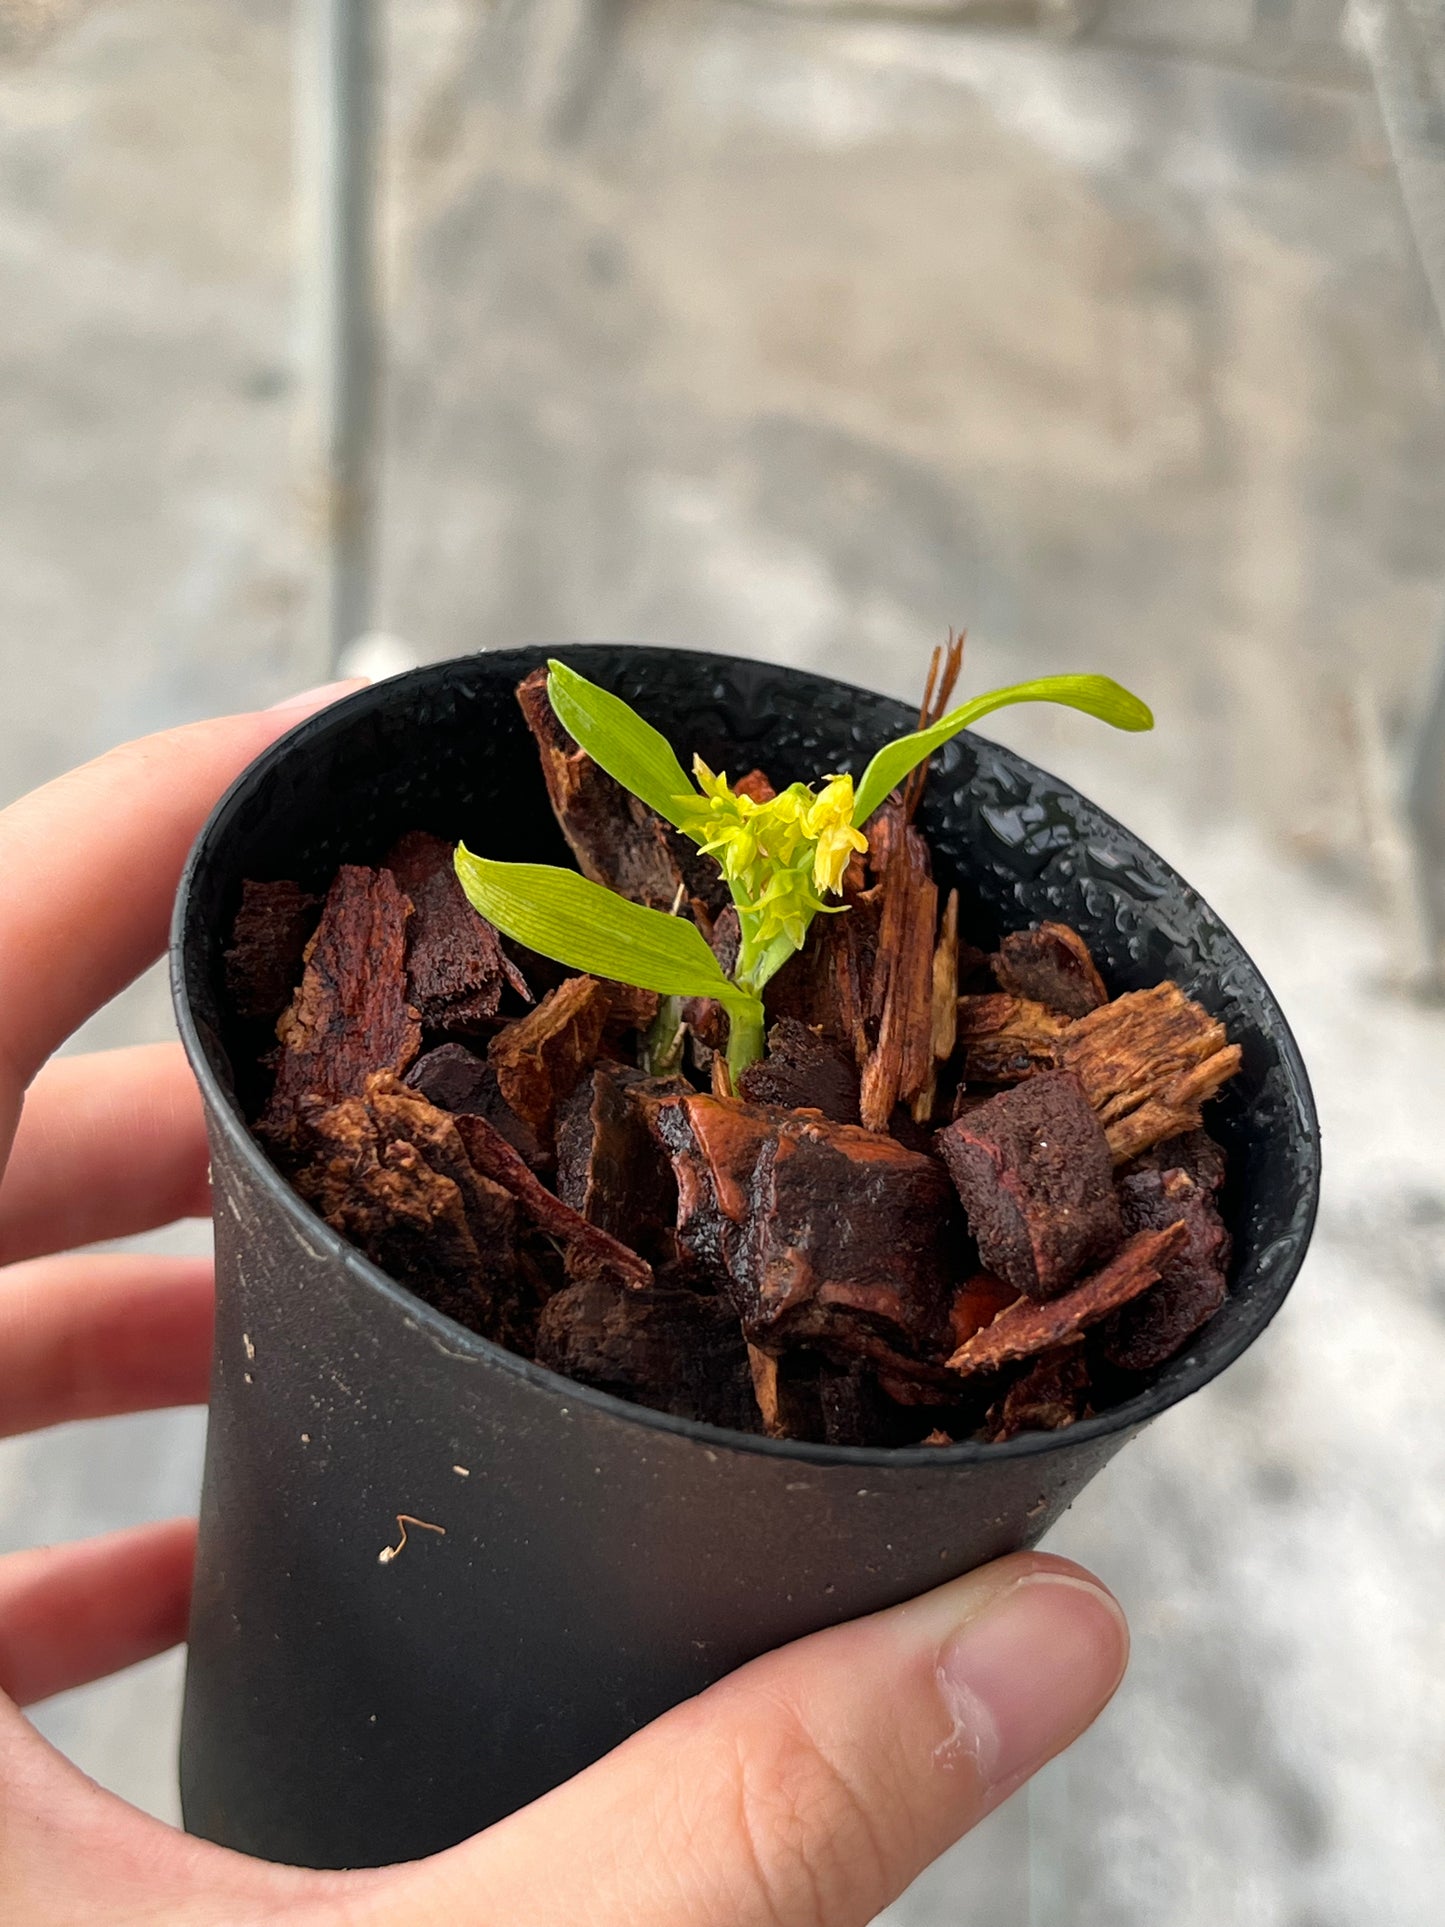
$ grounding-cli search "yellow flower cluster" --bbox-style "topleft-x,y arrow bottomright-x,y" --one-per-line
678,760 -> 869,956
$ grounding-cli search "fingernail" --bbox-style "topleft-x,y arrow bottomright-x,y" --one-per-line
935,1573 -> 1128,1797
266,677 -> 369,715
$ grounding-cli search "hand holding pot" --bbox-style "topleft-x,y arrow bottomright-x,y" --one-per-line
0,694 -> 1128,1925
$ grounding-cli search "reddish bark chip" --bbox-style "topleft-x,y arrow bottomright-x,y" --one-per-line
983,1348 -> 1092,1441
732,768 -> 777,805
259,865 -> 420,1140
536,1276 -> 757,1432
739,1017 -> 862,1125
1058,982 -> 1242,1164
454,1107 -> 653,1293
947,1272 -> 1021,1351
861,821 -> 937,1130
661,1095 -> 961,1360
487,975 -> 613,1150
384,831 -> 529,1034
1097,1165 -> 1231,1372
517,667 -> 722,912
947,1223 -> 1187,1374
224,879 -> 321,1023
993,921 -> 1108,1018
935,1070 -> 1123,1300
954,993 -> 1072,1084
654,1093 -> 775,1285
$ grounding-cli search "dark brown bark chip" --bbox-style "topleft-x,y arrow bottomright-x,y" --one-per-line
748,1347 -> 915,1444
993,922 -> 1108,1019
225,880 -> 321,1023
1097,1166 -> 1231,1372
935,1071 -> 1123,1301
554,1065 -> 692,1265
404,1041 -> 492,1114
602,983 -> 662,1038
956,939 -> 999,996
536,1276 -> 758,1431
765,889 -> 878,1067
405,1045 -> 547,1171
1122,1128 -> 1228,1196
454,1109 -> 652,1293
830,1330 -> 969,1408
259,866 -> 420,1141
817,1362 -> 901,1447
384,831 -> 530,1034
747,1346 -> 821,1439
983,1348 -> 1092,1441
517,667 -> 722,912
361,1074 -> 522,1271
290,1082 -> 520,1342
680,908 -> 740,1060
947,1223 -> 1187,1374
487,975 -> 613,1152
738,1018 -> 862,1125
660,1096 -> 960,1360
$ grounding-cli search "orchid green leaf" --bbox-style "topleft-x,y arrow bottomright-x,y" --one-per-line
851,675 -> 1154,828
455,848 -> 750,1007
546,659 -> 698,830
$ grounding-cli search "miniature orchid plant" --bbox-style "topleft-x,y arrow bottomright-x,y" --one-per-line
455,657 -> 1152,1080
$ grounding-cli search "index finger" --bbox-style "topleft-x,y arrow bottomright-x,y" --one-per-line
0,683 -> 364,1144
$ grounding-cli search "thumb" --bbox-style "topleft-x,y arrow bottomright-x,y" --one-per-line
375,1550 -> 1128,1927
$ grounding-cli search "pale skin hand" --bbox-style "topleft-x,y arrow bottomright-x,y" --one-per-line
0,689 -> 1130,1926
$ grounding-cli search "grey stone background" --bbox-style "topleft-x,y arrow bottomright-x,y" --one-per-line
1,2 -> 1443,1922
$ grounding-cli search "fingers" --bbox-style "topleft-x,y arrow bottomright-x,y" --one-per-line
0,1045 -> 210,1267
0,1253 -> 213,1439
0,682 -> 365,1131
0,1518 -> 196,1706
382,1552 -> 1129,1927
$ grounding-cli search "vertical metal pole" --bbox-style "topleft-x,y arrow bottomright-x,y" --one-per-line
1406,646 -> 1445,993
1355,0 -> 1445,988
298,0 -> 380,672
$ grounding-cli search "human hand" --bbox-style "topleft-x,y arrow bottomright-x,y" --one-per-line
0,692 -> 1129,1925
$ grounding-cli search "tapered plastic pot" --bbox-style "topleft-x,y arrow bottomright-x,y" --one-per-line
172,644 -> 1318,1869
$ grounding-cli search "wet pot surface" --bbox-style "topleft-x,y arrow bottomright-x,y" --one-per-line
173,646 -> 1318,1868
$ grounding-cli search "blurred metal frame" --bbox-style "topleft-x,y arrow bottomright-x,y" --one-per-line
1356,0 -> 1445,989
299,0 -> 380,671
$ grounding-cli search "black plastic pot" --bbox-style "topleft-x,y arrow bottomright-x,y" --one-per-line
172,645 -> 1318,1870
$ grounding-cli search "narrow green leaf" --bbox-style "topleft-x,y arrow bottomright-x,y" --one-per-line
852,675 -> 1154,827
546,660 -> 698,830
455,848 -> 748,1006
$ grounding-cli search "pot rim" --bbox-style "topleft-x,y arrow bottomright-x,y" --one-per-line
170,643 -> 1321,1471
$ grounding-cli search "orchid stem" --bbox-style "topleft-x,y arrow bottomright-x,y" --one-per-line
724,996 -> 767,1083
